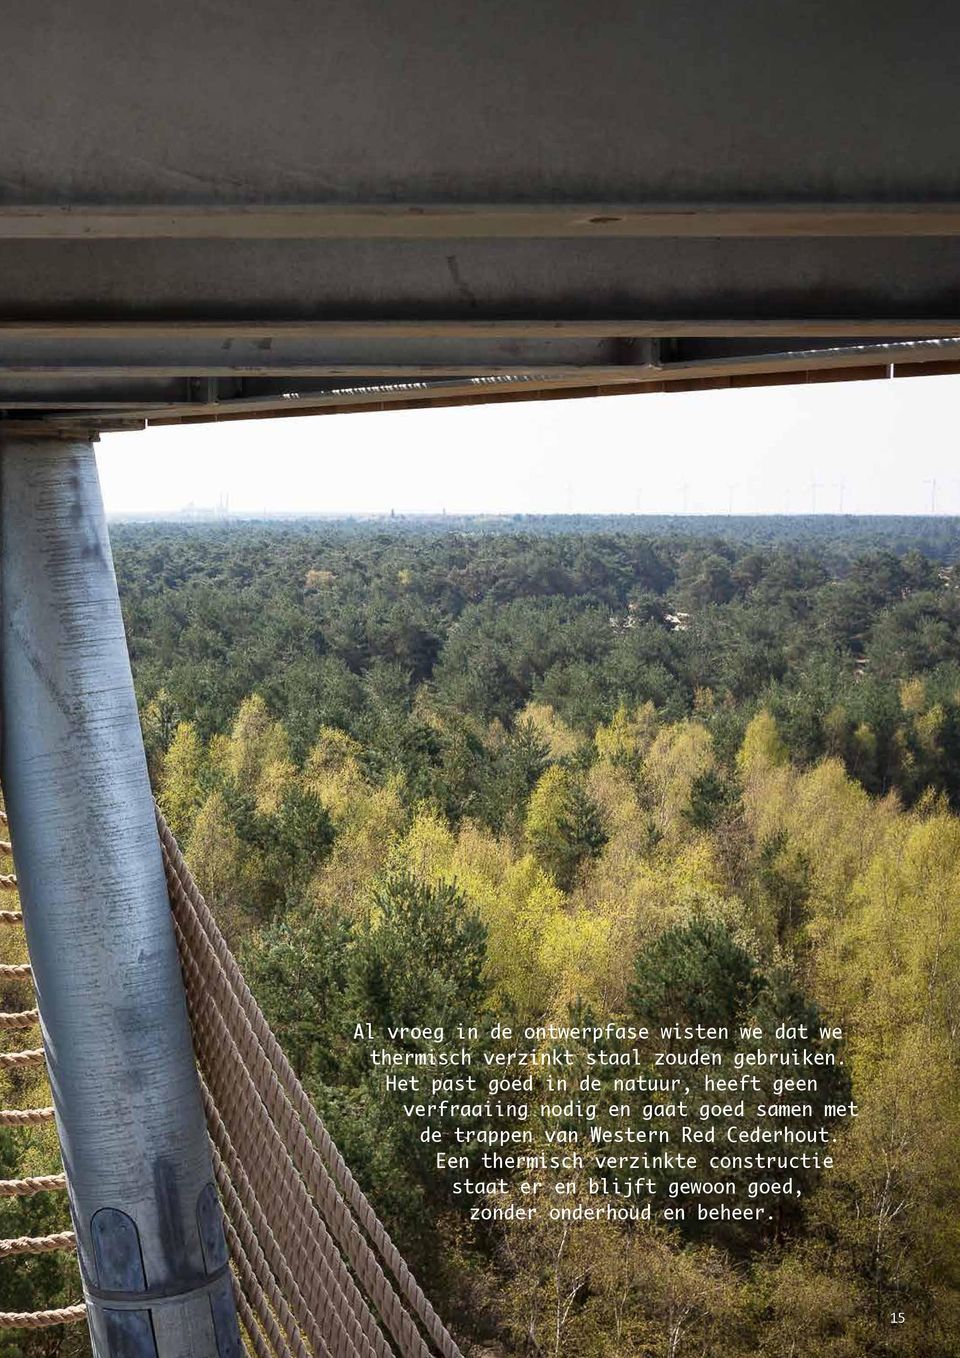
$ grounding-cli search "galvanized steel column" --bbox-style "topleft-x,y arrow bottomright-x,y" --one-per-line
0,435 -> 240,1358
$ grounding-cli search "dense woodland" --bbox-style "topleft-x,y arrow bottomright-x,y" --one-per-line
3,514 -> 960,1356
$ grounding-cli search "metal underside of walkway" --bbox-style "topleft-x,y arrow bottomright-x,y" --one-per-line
4,2 -> 960,431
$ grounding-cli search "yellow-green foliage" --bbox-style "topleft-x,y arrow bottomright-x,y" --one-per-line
308,766 -> 407,916
394,806 -> 456,882
303,727 -> 364,806
737,708 -> 788,776
255,756 -> 298,817
517,701 -> 583,760
579,755 -> 732,1006
185,788 -> 262,942
523,764 -> 575,874
225,694 -> 291,810
159,720 -> 207,838
914,701 -> 945,755
393,809 -> 564,1012
594,700 -> 658,764
741,737 -> 894,912
304,568 -> 335,590
843,815 -> 960,1056
390,806 -> 623,1014
146,691 -> 960,1355
642,718 -> 715,834
899,676 -> 927,715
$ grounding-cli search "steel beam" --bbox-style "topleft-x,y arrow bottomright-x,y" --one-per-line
8,203 -> 960,239
0,436 -> 240,1358
3,4 -> 960,420
9,237 -> 960,324
3,2 -> 960,207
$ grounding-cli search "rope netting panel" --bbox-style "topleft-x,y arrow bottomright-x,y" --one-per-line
0,809 -> 86,1331
158,807 -> 464,1358
0,798 -> 463,1357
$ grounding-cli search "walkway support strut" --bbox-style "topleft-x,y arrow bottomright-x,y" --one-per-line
0,435 -> 241,1358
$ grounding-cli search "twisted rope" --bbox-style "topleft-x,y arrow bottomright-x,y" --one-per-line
159,808 -> 462,1358
0,1107 -> 54,1126
222,1215 -> 296,1358
0,815 -> 104,1337
0,805 -> 463,1352
178,934 -> 378,1358
170,874 -> 412,1358
0,1231 -> 75,1257
0,1174 -> 66,1197
233,1271 -> 280,1358
0,1305 -> 85,1329
205,1088 -> 334,1358
0,1049 -> 45,1070
210,1139 -> 315,1358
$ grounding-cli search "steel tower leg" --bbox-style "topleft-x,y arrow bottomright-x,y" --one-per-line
0,435 -> 240,1358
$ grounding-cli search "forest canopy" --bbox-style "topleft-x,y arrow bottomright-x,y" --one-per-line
5,514 -> 959,1358
118,515 -> 960,813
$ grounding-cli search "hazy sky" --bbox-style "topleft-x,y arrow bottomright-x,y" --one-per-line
97,372 -> 960,518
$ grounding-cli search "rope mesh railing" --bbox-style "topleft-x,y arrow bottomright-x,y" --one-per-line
0,802 -> 464,1356
158,805 -> 464,1358
0,824 -> 84,1332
